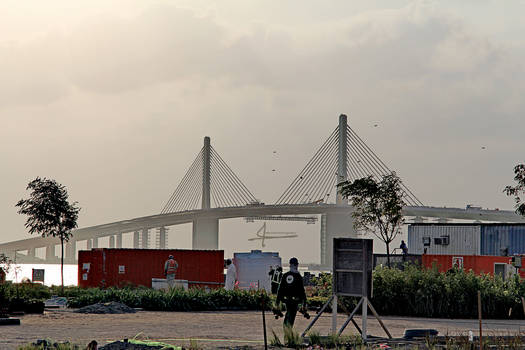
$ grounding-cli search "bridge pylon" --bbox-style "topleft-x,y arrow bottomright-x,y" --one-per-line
162,136 -> 258,249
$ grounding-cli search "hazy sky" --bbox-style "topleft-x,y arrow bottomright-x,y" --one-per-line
1,1 -> 524,264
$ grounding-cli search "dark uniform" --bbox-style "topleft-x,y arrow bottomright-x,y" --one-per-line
276,259 -> 306,327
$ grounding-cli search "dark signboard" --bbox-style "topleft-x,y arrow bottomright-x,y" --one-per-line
333,238 -> 373,297
32,269 -> 45,283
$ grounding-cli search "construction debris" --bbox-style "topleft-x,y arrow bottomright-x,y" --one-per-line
100,340 -> 180,349
74,302 -> 136,314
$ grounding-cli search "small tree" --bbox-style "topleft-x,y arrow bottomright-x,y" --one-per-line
504,163 -> 525,216
16,177 -> 80,291
338,173 -> 405,267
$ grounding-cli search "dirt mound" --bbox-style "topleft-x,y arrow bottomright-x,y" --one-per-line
99,341 -> 163,349
74,302 -> 136,314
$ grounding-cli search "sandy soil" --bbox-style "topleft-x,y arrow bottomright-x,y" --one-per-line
2,309 -> 525,349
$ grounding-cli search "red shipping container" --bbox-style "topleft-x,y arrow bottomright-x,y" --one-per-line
78,248 -> 224,289
422,254 -> 525,278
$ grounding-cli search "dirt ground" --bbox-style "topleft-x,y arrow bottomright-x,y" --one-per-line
2,309 -> 525,349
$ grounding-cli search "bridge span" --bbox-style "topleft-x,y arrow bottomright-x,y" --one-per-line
2,114 -> 522,266
1,204 -> 523,265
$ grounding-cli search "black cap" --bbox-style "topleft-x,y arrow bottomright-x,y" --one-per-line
289,257 -> 299,265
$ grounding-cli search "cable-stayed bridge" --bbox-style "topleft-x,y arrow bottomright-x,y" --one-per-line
1,115 -> 524,266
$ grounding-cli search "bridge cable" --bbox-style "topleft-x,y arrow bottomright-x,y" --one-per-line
276,128 -> 337,204
347,128 -> 422,206
210,151 -> 238,207
162,148 -> 203,213
211,148 -> 254,206
281,129 -> 337,204
211,147 -> 257,205
276,127 -> 338,205
209,152 -> 230,208
212,147 -> 256,204
313,144 -> 339,203
301,134 -> 339,204
282,128 -> 338,204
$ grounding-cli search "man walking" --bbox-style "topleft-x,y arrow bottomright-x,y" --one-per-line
164,255 -> 178,288
224,259 -> 237,290
275,257 -> 307,328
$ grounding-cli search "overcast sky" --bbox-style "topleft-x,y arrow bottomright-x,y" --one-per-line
1,1 -> 524,264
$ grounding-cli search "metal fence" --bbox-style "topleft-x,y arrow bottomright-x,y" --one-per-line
373,254 -> 421,270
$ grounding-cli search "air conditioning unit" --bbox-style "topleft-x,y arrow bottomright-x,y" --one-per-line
422,237 -> 431,246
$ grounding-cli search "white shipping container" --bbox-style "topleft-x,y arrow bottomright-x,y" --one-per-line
408,224 -> 481,255
233,250 -> 281,292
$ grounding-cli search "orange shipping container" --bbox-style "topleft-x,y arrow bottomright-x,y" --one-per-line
78,248 -> 224,289
421,254 -> 525,278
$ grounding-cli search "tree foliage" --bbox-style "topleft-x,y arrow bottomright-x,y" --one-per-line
16,177 -> 80,289
337,173 -> 405,267
504,163 -> 525,216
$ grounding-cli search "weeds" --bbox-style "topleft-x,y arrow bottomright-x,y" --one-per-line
308,330 -> 322,346
188,338 -> 202,350
270,329 -> 283,347
283,326 -> 302,348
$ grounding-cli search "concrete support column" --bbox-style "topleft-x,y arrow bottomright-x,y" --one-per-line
46,245 -> 55,260
159,227 -> 167,249
322,212 -> 356,268
92,238 -> 98,248
141,229 -> 149,248
116,233 -> 123,248
109,235 -> 115,248
66,241 -> 76,260
133,231 -> 140,248
192,218 -> 219,249
28,247 -> 36,257
336,114 -> 348,205
87,239 -> 92,250
202,136 -> 211,210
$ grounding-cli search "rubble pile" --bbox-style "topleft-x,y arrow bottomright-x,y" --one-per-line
74,302 -> 136,314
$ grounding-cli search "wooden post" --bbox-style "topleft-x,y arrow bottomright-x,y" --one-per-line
478,290 -> 482,350
262,293 -> 268,350
332,294 -> 338,334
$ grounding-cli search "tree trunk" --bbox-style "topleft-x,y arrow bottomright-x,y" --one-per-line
386,241 -> 391,268
61,237 -> 64,295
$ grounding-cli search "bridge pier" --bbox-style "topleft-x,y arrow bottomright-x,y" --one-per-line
87,239 -> 92,250
116,233 -> 122,248
46,245 -> 55,260
320,211 -> 357,267
133,231 -> 140,248
66,241 -> 76,261
141,229 -> 149,248
109,235 -> 115,248
92,238 -> 98,249
159,227 -> 167,249
192,218 -> 219,250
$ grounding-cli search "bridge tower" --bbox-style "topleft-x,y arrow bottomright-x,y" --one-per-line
192,137 -> 219,249
162,135 -> 257,250
322,114 -> 356,267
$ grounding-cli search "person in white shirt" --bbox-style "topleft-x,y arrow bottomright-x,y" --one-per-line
224,259 -> 237,290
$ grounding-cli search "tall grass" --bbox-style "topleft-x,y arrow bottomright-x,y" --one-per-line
310,264 -> 525,319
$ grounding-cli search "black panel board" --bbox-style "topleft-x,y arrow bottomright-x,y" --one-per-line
333,238 -> 373,297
